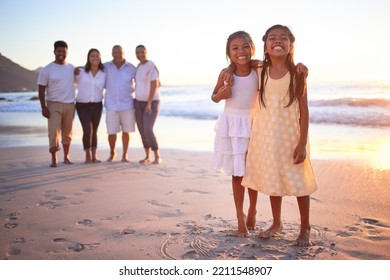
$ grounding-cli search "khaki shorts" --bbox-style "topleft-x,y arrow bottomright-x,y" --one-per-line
47,101 -> 75,150
106,109 -> 136,134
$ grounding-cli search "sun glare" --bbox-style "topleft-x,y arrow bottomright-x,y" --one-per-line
370,142 -> 390,170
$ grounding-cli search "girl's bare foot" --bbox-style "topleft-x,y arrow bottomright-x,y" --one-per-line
293,226 -> 311,247
152,158 -> 162,164
92,158 -> 101,163
246,210 -> 257,230
237,213 -> 249,237
258,222 -> 283,239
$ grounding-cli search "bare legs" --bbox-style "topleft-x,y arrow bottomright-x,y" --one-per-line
294,195 -> 311,246
259,195 -> 311,246
232,176 -> 258,237
107,132 -> 130,162
258,196 -> 283,239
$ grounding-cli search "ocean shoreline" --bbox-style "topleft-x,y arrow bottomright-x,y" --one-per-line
1,111 -> 390,169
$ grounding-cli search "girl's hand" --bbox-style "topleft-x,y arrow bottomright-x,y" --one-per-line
296,63 -> 309,78
220,68 -> 234,86
293,142 -> 306,164
216,84 -> 232,100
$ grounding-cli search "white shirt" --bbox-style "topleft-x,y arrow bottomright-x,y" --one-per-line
104,60 -> 136,111
75,68 -> 106,103
135,60 -> 160,101
37,62 -> 75,103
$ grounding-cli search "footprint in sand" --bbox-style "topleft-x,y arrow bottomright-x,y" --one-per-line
77,219 -> 93,226
121,226 -> 136,235
52,238 -> 100,252
7,247 -> 21,256
3,212 -> 20,229
10,237 -> 26,244
36,200 -> 61,209
337,217 -> 389,242
183,189 -> 208,195
83,188 -> 97,193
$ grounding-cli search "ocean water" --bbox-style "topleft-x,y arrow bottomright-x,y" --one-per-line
1,81 -> 389,128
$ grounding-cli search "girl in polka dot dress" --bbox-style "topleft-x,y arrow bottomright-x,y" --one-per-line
242,25 -> 317,246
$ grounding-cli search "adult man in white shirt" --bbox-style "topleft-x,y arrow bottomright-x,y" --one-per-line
38,40 -> 75,167
104,45 -> 136,162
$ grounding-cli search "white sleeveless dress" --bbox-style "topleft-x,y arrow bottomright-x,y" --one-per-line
210,70 -> 258,177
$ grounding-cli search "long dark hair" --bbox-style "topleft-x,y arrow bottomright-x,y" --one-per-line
85,48 -> 104,73
259,25 -> 306,108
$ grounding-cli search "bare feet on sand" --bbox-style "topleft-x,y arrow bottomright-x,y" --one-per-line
107,152 -> 116,162
237,213 -> 249,237
63,157 -> 73,164
85,152 -> 92,163
258,222 -> 283,239
139,157 -> 162,164
50,147 -> 60,167
246,210 -> 257,230
121,156 -> 129,162
139,157 -> 152,164
293,226 -> 311,247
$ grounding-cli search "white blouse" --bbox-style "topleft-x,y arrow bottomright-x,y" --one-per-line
135,61 -> 160,101
75,68 -> 106,103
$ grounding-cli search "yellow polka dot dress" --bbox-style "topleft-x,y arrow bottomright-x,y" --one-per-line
242,72 -> 317,196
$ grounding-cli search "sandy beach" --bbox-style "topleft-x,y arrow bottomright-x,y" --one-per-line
1,142 -> 389,260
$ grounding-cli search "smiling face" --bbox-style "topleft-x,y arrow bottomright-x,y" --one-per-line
88,50 -> 101,67
228,36 -> 253,66
135,46 -> 147,64
264,27 -> 292,58
112,46 -> 124,64
54,47 -> 67,64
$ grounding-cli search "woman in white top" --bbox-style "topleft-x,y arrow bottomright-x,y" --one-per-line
75,48 -> 106,163
134,45 -> 162,164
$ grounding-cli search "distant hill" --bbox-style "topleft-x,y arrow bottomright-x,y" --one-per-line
0,53 -> 39,92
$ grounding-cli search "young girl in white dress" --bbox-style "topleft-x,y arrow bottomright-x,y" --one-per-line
210,31 -> 259,237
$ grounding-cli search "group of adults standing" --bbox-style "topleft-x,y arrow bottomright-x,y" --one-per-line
38,41 -> 162,167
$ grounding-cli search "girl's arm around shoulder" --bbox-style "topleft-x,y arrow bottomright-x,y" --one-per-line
250,59 -> 263,69
296,62 -> 309,77
211,69 -> 232,103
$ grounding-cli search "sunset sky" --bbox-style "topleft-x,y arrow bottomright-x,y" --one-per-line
1,0 -> 390,86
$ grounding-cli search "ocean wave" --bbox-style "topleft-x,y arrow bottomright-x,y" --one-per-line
310,98 -> 390,107
1,87 -> 390,128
